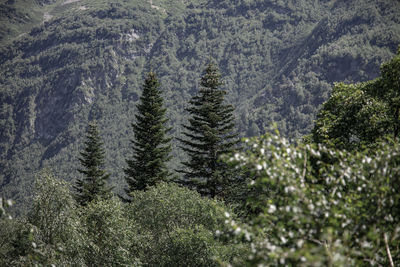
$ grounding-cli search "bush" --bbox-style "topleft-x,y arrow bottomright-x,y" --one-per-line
27,169 -> 84,265
79,197 -> 140,266
223,131 -> 400,266
128,182 -> 245,266
0,218 -> 33,266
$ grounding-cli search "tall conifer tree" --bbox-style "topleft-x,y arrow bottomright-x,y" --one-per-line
178,62 -> 238,198
74,121 -> 112,206
124,71 -> 172,196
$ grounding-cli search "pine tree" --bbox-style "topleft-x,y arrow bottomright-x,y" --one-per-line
74,121 -> 112,206
124,71 -> 172,196
178,62 -> 238,198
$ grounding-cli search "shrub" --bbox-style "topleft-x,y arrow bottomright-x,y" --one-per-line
128,182 -> 245,266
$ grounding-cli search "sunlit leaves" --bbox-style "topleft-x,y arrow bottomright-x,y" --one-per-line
224,130 -> 400,265
313,47 -> 400,150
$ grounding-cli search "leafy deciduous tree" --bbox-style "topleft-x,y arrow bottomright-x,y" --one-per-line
128,182 -> 245,266
29,169 -> 84,265
380,46 -> 400,139
223,131 -> 400,266
80,197 -> 140,266
312,46 -> 400,150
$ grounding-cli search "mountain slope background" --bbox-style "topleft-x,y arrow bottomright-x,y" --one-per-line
1,0 -> 400,212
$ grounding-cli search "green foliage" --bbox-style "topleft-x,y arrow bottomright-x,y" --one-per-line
312,81 -> 389,150
29,169 -> 78,246
0,218 -> 33,266
124,71 -> 172,196
0,0 -> 48,45
380,46 -> 400,139
1,0 -> 400,208
156,226 -> 217,267
74,121 -> 112,205
79,197 -> 140,266
128,182 -> 245,266
0,5 -> 400,266
30,173 -> 140,266
178,63 -> 238,197
27,169 -> 84,265
2,174 -> 246,266
223,131 -> 400,266
312,47 -> 400,150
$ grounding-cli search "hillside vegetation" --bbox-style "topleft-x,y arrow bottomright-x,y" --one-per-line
1,49 -> 400,266
1,0 -> 400,210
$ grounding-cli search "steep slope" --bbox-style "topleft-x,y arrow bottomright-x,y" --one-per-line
250,0 -> 400,136
0,0 -> 50,45
0,0 -> 399,212
0,0 -> 167,210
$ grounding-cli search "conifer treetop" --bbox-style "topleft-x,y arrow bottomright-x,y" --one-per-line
124,71 -> 172,197
178,62 -> 238,198
74,121 -> 112,206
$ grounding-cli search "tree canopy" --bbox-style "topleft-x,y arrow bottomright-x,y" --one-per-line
74,121 -> 112,206
312,46 -> 400,150
124,71 -> 172,196
178,63 -> 238,198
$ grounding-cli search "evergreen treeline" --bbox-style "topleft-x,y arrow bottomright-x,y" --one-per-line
2,50 -> 400,265
1,0 -> 400,211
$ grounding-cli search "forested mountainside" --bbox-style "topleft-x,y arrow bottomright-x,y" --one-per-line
1,50 -> 400,266
1,0 -> 400,210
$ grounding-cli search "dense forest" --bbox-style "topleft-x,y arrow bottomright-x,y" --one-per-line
1,49 -> 400,265
1,0 -> 400,209
1,0 -> 400,265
